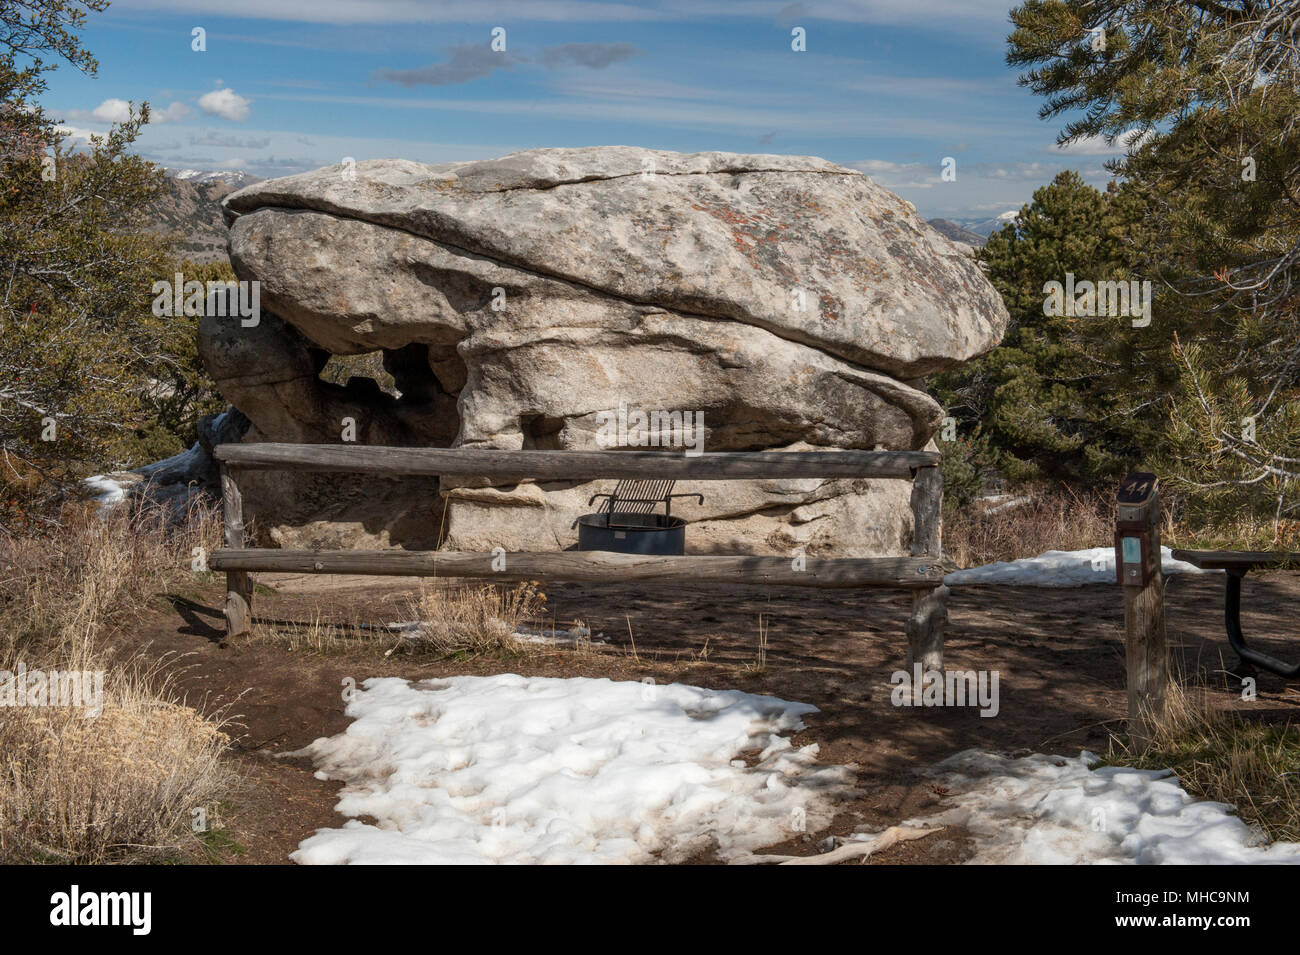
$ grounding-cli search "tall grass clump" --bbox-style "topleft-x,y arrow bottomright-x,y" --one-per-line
0,497 -> 234,863
1108,681 -> 1300,843
402,581 -> 546,655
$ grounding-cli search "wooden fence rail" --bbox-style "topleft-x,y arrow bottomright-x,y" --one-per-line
209,549 -> 947,588
210,444 -> 949,669
214,443 -> 940,481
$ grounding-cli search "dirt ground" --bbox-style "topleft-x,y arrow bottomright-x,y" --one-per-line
118,569 -> 1300,864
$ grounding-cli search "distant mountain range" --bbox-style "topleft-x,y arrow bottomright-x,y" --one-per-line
926,210 -> 1020,248
147,168 -> 262,263
926,218 -> 987,247
168,167 -> 262,190
961,210 -> 1021,237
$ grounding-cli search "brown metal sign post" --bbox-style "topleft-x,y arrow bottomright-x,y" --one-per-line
1114,471 -> 1168,749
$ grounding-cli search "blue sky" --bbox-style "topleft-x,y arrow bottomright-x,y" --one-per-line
44,0 -> 1132,222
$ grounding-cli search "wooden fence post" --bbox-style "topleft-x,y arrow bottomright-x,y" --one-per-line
220,462 -> 252,636
907,464 -> 947,671
1115,471 -> 1168,749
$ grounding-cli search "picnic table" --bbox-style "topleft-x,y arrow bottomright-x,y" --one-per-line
1171,549 -> 1300,677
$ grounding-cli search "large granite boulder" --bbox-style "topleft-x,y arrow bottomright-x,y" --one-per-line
203,146 -> 1007,555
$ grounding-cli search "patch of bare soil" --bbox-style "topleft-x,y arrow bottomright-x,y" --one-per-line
118,570 -> 1300,864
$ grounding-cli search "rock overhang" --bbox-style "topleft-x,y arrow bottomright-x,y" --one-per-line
222,146 -> 1008,380
205,146 -> 1008,555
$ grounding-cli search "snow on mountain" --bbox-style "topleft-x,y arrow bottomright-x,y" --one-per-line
165,167 -> 259,189
962,209 -> 1021,237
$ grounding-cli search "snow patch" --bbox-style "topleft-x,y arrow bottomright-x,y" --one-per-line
975,493 -> 1031,515
511,623 -> 607,646
945,546 -> 1217,588
79,413 -> 224,514
81,474 -> 126,513
291,674 -> 850,865
912,750 -> 1300,865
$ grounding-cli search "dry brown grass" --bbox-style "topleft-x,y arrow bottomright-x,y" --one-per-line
1107,681 -> 1300,843
943,481 -> 1300,569
0,498 -> 234,863
1164,514 -> 1300,553
252,610 -> 366,654
943,483 -> 1115,567
0,498 -> 221,667
401,581 -> 547,656
743,614 -> 771,675
251,582 -> 552,657
0,664 -> 234,864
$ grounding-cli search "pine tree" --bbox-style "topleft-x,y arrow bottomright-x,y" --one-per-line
0,1 -> 173,521
1006,0 -> 1300,536
934,171 -> 1154,487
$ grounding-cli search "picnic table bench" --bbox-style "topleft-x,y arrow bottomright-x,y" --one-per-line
1171,549 -> 1300,676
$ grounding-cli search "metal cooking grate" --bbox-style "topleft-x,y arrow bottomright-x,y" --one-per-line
587,479 -> 704,528
598,479 -> 677,518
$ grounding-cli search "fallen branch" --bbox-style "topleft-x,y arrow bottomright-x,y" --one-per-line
735,825 -> 944,865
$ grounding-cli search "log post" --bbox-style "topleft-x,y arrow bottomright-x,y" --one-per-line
220,462 -> 252,636
1115,472 -> 1168,749
906,464 -> 947,671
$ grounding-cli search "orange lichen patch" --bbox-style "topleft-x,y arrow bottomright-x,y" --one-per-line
687,188 -> 902,315
689,200 -> 790,271
786,364 -> 817,387
819,293 -> 843,323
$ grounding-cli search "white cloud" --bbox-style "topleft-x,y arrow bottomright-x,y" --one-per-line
663,0 -> 1014,27
848,159 -> 909,174
55,124 -> 96,144
845,154 -> 1117,221
91,98 -> 133,123
66,98 -> 190,126
974,161 -> 1061,181
198,88 -> 251,122
110,0 -> 667,23
109,0 -> 1011,28
1054,129 -> 1153,156
845,159 -> 937,190
126,121 -> 530,180
258,88 -> 988,138
153,101 -> 195,124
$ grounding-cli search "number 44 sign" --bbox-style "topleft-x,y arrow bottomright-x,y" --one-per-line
1115,471 -> 1158,587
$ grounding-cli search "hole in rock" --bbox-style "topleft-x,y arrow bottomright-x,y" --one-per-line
307,343 -> 463,447
317,350 -> 400,398
312,343 -> 464,407
520,413 -> 565,450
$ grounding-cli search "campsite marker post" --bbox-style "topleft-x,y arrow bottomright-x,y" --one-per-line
1114,471 -> 1168,748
